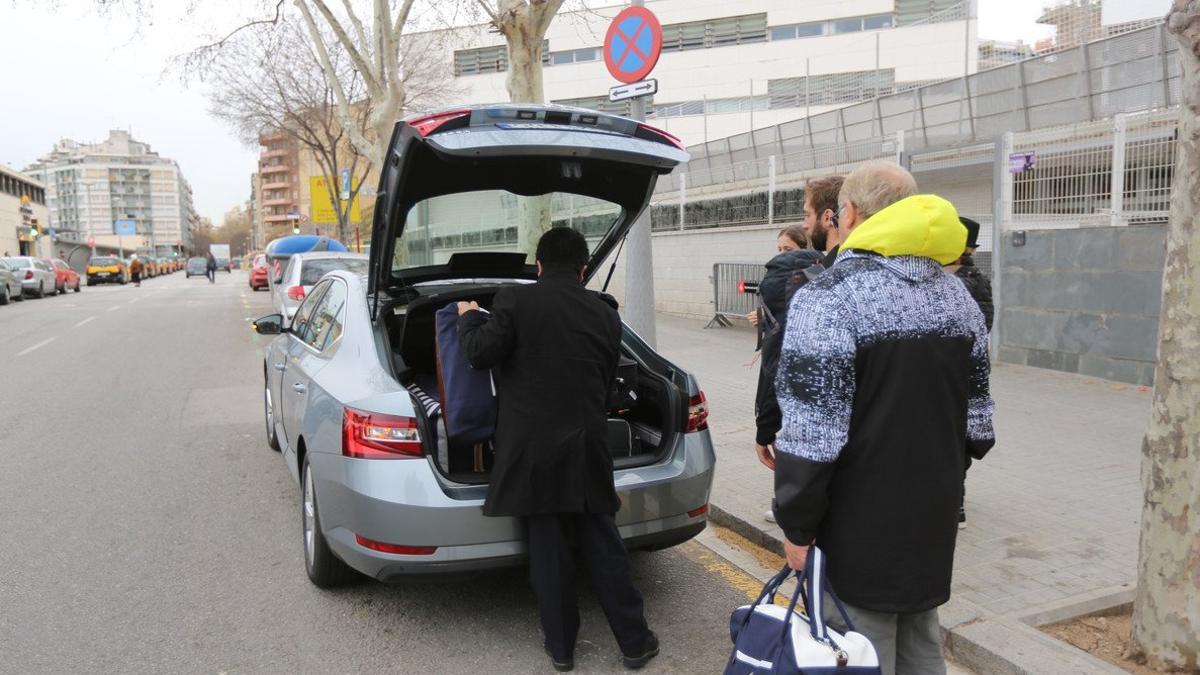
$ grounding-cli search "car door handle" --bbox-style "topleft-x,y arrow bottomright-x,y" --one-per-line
273,362 -> 286,371
292,383 -> 307,394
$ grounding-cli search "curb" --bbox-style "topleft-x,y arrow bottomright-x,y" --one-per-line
707,499 -> 1129,674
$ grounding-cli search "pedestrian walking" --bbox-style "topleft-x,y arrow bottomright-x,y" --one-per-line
773,161 -> 995,675
456,228 -> 659,673
801,174 -> 846,267
129,254 -> 143,287
205,251 -> 217,284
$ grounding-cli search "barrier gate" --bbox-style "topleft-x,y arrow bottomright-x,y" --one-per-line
706,262 -> 764,328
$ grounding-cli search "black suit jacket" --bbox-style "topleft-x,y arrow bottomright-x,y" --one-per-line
458,268 -> 623,517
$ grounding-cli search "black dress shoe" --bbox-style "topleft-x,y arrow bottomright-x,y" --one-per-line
544,645 -> 574,672
621,631 -> 659,670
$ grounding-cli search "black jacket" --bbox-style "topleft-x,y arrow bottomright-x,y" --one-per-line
774,250 -> 995,613
954,256 -> 994,331
754,250 -> 824,446
458,268 -> 623,517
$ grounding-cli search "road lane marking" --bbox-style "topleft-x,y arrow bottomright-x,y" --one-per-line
74,316 -> 97,328
18,337 -> 56,356
108,305 -> 121,312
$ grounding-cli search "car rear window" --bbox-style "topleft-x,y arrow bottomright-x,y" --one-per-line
300,258 -> 368,285
6,258 -> 32,268
91,258 -> 120,266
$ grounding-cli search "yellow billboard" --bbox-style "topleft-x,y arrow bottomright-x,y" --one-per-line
310,175 -> 362,225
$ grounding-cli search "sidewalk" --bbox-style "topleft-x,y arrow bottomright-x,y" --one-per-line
655,313 -> 1152,671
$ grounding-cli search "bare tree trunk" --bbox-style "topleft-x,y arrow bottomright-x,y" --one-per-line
1130,3 -> 1200,670
504,22 -> 545,103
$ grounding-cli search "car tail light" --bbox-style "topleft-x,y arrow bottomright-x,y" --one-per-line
688,504 -> 709,518
686,392 -> 709,432
411,110 -> 471,136
342,407 -> 423,459
355,534 -> 437,556
287,285 -> 306,301
636,123 -> 685,150
24,271 -> 33,280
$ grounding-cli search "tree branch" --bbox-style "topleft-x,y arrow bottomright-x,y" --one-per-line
301,0 -> 382,96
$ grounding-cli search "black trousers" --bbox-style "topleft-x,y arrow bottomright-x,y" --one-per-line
526,512 -> 651,660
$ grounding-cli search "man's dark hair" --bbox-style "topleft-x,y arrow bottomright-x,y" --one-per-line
805,175 -> 844,218
536,227 -> 589,273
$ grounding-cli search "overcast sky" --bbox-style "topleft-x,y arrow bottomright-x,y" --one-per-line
0,0 -> 1148,224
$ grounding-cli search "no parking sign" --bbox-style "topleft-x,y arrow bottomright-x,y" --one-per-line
604,6 -> 662,85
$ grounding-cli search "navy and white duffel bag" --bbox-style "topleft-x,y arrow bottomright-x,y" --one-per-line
725,547 -> 880,674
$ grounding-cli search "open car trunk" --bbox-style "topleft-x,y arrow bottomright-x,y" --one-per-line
383,286 -> 682,485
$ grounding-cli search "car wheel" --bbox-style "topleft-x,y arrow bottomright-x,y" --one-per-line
264,379 -> 281,452
74,280 -> 81,293
35,283 -> 45,299
302,455 -> 352,588
0,284 -> 9,305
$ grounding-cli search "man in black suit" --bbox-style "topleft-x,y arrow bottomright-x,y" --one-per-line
457,228 -> 658,672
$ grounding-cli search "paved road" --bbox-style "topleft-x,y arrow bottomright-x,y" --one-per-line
0,272 -> 755,674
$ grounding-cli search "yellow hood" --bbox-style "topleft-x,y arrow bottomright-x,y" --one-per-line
840,194 -> 965,265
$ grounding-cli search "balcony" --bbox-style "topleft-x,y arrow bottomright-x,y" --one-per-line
263,198 -> 294,207
261,148 -> 290,160
261,181 -> 291,191
259,130 -> 288,144
260,164 -> 290,176
264,213 -> 297,223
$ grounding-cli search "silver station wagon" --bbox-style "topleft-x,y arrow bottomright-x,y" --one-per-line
255,104 -> 716,587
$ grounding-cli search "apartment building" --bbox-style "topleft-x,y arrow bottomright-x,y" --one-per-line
256,130 -> 302,242
24,130 -> 198,254
421,0 -> 977,145
1,164 -> 49,257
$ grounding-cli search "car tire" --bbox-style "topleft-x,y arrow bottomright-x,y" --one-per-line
0,285 -> 9,305
74,280 -> 81,293
264,378 -> 281,452
302,455 -> 353,588
35,283 -> 45,299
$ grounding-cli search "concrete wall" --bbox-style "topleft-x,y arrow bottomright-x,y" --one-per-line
998,225 -> 1166,385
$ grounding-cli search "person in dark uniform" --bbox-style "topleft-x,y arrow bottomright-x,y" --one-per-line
456,228 -> 658,673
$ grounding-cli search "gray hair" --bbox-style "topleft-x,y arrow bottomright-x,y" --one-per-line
838,161 -> 918,222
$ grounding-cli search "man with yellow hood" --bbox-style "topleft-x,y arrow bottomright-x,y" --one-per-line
772,161 -> 995,675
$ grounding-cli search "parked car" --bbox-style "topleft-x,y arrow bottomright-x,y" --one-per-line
232,257 -> 243,270
185,257 -> 207,278
46,258 -> 81,294
264,235 -> 350,299
271,252 -> 368,321
253,104 -> 709,588
0,258 -> 24,305
249,254 -> 269,291
86,256 -> 128,285
2,256 -> 58,298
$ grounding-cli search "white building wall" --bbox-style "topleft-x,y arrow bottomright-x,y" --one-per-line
421,0 -> 976,147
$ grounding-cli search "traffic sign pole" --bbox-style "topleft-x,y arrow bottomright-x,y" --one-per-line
622,0 -> 657,348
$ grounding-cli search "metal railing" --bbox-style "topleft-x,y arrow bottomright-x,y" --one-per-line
706,262 -> 764,328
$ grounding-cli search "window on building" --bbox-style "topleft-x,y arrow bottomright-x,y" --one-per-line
549,46 -> 599,65
863,15 -> 895,30
833,18 -> 864,34
661,13 -> 767,52
454,41 -> 549,75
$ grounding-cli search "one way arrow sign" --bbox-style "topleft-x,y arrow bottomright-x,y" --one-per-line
609,78 -> 658,103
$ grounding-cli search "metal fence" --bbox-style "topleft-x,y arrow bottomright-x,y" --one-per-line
1002,108 -> 1178,230
706,262 -> 764,328
662,21 -> 1177,197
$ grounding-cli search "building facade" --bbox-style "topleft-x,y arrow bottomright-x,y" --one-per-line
257,130 -> 302,242
422,0 -> 977,146
24,130 -> 198,256
1,164 -> 50,257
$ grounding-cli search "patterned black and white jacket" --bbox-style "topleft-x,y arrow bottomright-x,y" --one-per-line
772,194 -> 996,614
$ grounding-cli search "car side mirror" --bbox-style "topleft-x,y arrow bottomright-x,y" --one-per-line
253,313 -> 286,335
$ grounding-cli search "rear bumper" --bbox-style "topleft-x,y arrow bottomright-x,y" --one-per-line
311,429 -> 716,581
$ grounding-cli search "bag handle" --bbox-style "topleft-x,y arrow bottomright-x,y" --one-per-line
734,565 -> 792,636
803,546 -> 857,642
